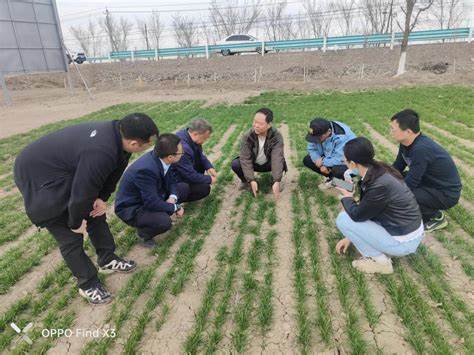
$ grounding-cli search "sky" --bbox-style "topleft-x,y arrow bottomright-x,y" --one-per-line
56,0 -> 473,55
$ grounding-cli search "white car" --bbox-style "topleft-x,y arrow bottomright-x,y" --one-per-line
217,34 -> 266,56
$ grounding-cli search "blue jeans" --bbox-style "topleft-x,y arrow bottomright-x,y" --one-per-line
335,211 -> 424,258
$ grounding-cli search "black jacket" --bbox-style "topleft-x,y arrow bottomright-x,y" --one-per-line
115,151 -> 179,223
393,133 -> 461,198
341,168 -> 422,236
14,120 -> 130,229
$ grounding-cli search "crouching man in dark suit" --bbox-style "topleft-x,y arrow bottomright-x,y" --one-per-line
175,118 -> 217,203
14,113 -> 159,305
115,134 -> 185,250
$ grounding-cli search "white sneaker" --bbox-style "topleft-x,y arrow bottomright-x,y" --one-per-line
352,257 -> 393,274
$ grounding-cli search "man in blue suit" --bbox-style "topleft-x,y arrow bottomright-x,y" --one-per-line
115,134 -> 185,248
175,118 -> 217,203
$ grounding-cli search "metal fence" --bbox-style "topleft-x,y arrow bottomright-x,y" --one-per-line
88,27 -> 472,62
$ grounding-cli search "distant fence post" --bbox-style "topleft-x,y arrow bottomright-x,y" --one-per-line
323,36 -> 327,52
390,31 -> 395,50
261,41 -> 265,56
469,28 -> 473,43
0,71 -> 12,106
108,53 -> 111,62
131,51 -> 135,62
205,43 -> 209,59
155,48 -> 158,60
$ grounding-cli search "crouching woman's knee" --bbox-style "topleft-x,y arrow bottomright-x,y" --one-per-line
335,211 -> 352,233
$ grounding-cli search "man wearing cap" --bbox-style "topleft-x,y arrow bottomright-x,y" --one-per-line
303,118 -> 356,189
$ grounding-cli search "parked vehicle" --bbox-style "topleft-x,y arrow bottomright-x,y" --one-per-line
217,34 -> 267,56
67,52 -> 87,64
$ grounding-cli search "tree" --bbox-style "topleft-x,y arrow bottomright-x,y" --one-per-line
431,0 -> 464,29
303,0 -> 334,38
87,20 -> 103,57
149,11 -> 163,51
69,20 -> 103,57
264,0 -> 288,41
208,0 -> 261,39
136,18 -> 151,50
172,14 -> 199,48
396,0 -> 434,75
69,25 -> 91,55
362,0 -> 395,35
101,9 -> 132,52
336,0 -> 357,36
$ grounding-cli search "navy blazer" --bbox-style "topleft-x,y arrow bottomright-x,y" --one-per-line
115,151 -> 178,222
175,129 -> 213,185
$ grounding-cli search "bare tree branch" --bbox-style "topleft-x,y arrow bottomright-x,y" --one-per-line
172,14 -> 199,48
208,0 -> 261,39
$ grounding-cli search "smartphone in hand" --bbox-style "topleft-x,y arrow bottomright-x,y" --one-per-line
331,177 -> 354,192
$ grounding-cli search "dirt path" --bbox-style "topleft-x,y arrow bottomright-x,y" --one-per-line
48,123 -> 238,354
254,123 -> 299,353
423,122 -> 474,149
0,88 -> 258,139
138,183 -> 241,353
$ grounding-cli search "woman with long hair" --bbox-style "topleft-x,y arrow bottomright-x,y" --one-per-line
335,137 -> 424,274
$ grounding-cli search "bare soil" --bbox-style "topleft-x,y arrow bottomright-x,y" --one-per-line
1,42 -> 473,139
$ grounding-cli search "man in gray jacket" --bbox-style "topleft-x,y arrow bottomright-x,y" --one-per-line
231,108 -> 287,199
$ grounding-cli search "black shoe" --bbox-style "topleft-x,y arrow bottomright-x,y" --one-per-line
79,282 -> 112,305
99,256 -> 137,274
424,211 -> 448,232
140,238 -> 157,249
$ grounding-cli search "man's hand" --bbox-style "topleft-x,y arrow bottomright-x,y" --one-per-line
210,175 -> 217,185
336,238 -> 351,255
90,198 -> 107,218
272,181 -> 281,200
207,168 -> 217,177
250,181 -> 258,197
167,196 -> 177,204
176,206 -> 184,217
320,166 -> 330,175
71,219 -> 87,234
335,186 -> 354,198
315,158 -> 324,168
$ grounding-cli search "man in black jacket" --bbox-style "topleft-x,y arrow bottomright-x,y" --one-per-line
390,109 -> 462,232
14,113 -> 159,305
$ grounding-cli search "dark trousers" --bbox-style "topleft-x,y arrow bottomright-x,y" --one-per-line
302,155 -> 347,180
412,186 -> 459,222
132,209 -> 173,241
126,182 -> 210,241
46,213 -> 116,290
176,182 -> 211,203
231,157 -> 287,183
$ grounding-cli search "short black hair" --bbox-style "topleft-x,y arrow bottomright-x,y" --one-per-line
391,109 -> 420,133
154,133 -> 181,158
255,107 -> 273,123
119,113 -> 159,142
